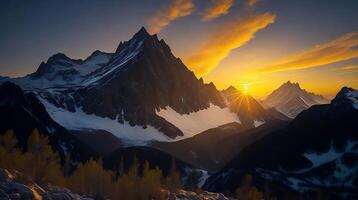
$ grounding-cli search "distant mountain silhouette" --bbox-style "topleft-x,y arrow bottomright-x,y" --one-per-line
264,81 -> 329,118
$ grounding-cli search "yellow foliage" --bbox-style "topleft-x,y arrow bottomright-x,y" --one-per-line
236,174 -> 263,200
66,158 -> 113,198
0,129 -> 64,186
24,129 -> 65,186
1,129 -> 182,200
0,130 -> 25,171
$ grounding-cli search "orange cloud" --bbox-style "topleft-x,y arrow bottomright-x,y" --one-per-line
247,0 -> 258,7
201,0 -> 234,21
185,13 -> 276,77
147,0 -> 195,34
260,32 -> 358,73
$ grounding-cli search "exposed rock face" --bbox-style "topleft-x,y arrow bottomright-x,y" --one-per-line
264,81 -> 329,118
73,28 -> 225,139
2,27 -> 228,140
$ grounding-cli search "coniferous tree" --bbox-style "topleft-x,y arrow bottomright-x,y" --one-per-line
235,174 -> 263,200
25,129 -> 64,186
140,161 -> 164,199
0,130 -> 24,171
164,159 -> 181,192
66,158 -> 113,197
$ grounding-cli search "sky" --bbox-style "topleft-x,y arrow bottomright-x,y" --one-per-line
1,0 -> 358,99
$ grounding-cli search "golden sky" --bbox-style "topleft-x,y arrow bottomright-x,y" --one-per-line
154,0 -> 358,99
1,0 -> 358,99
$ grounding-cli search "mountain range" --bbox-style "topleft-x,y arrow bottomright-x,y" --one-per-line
0,27 -> 357,199
0,27 -> 282,146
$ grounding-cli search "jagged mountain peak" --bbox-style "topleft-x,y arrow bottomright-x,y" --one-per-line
85,50 -> 111,60
337,86 -> 356,95
223,85 -> 238,93
114,27 -> 162,54
264,81 -> 329,118
47,52 -> 82,63
133,26 -> 151,39
280,80 -> 301,90
86,27 -> 181,88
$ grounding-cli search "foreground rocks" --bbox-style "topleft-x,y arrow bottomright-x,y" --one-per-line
166,190 -> 235,200
1,168 -> 235,200
0,168 -> 93,200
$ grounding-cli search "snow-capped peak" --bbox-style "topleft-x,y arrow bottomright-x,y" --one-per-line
331,87 -> 358,109
264,81 -> 329,118
81,27 -> 170,87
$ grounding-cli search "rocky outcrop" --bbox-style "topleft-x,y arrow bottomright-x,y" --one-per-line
166,189 -> 234,200
0,168 -> 94,200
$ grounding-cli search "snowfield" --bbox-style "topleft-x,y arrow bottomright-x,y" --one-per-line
156,103 -> 241,138
39,97 -> 172,145
39,97 -> 242,145
254,120 -> 265,127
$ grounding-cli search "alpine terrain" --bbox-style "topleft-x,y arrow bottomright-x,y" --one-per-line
264,81 -> 329,118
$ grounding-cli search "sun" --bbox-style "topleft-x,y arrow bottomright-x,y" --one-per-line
242,83 -> 250,95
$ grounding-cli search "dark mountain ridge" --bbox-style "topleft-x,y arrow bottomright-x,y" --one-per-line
204,86 -> 358,199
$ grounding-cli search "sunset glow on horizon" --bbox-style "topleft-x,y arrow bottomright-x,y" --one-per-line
1,0 -> 357,99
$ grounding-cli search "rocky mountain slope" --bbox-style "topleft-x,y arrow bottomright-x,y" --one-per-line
264,81 -> 329,118
205,87 -> 358,199
154,119 -> 287,171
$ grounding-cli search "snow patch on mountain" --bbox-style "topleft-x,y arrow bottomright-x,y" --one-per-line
156,104 -> 240,138
38,97 -> 171,145
305,143 -> 341,168
257,140 -> 358,193
197,170 -> 211,188
254,120 -> 265,128
345,89 -> 358,109
81,51 -> 113,75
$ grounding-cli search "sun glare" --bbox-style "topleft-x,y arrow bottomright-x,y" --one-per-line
242,83 -> 249,95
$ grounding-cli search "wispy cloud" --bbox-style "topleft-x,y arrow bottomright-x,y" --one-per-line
333,65 -> 358,71
185,13 -> 276,77
201,0 -> 234,21
148,0 -> 195,34
260,32 -> 358,73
